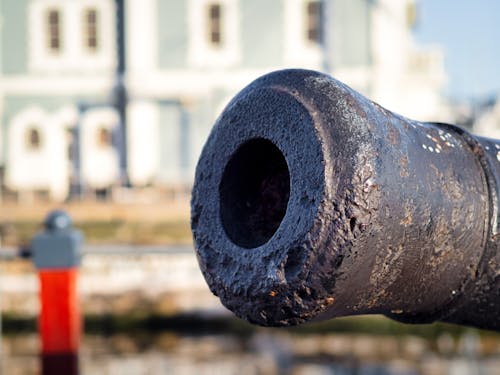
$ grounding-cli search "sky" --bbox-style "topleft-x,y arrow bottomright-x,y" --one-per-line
414,0 -> 500,102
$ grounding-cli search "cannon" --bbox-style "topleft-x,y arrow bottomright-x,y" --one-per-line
191,69 -> 500,331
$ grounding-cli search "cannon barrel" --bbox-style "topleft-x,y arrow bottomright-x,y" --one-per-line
191,69 -> 500,331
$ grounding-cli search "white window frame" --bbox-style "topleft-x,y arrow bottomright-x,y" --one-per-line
29,1 -> 66,71
29,0 -> 115,72
284,0 -> 324,68
81,108 -> 119,189
188,0 -> 241,68
77,0 -> 115,69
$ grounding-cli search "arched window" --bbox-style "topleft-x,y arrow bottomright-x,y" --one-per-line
26,127 -> 42,151
97,127 -> 112,148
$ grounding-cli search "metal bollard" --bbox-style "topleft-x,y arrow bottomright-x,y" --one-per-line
32,210 -> 83,374
191,69 -> 500,331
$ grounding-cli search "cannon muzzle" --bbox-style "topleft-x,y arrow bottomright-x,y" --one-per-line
191,69 -> 500,331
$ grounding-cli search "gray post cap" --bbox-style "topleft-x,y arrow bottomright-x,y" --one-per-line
33,210 -> 83,270
44,210 -> 73,231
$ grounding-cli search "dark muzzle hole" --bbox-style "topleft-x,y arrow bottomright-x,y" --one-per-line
219,138 -> 290,249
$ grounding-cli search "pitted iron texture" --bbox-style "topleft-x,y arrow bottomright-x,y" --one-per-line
191,69 -> 500,331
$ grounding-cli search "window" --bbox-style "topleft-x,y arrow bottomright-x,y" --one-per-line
97,127 -> 112,148
26,128 -> 42,151
207,3 -> 223,47
46,9 -> 62,52
188,0 -> 240,67
284,0 -> 323,66
84,8 -> 99,51
30,1 -> 115,72
306,0 -> 323,44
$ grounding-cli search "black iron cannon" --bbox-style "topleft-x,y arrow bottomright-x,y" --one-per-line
191,69 -> 500,331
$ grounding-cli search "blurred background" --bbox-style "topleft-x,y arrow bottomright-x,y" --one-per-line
0,0 -> 499,374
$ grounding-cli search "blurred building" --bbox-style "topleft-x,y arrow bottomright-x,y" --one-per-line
0,0 -> 447,202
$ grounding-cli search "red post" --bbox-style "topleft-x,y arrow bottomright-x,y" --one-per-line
32,210 -> 83,375
39,269 -> 80,354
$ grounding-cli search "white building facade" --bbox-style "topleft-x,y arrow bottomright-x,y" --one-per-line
0,0 -> 448,201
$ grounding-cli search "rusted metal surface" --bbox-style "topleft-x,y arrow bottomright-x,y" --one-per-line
191,69 -> 500,331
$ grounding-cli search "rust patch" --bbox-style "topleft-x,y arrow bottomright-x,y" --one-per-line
400,156 -> 410,178
400,205 -> 413,226
387,126 -> 400,145
401,215 -> 412,226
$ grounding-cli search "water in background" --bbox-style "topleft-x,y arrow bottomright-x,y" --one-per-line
2,329 -> 499,375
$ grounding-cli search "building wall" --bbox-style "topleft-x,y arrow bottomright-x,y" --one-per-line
127,100 -> 160,186
368,0 -> 447,121
331,0 -> 372,69
126,0 -> 157,74
157,0 -> 187,69
157,102 -> 183,184
1,0 -> 29,75
240,0 -> 284,68
0,0 -> 449,201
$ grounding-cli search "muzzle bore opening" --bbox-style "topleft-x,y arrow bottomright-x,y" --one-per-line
219,138 -> 290,249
